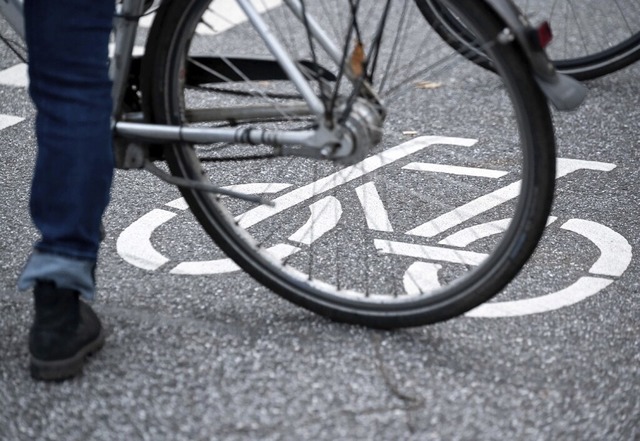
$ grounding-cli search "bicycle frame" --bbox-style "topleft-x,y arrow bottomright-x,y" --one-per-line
0,0 -> 337,144
0,0 -> 585,167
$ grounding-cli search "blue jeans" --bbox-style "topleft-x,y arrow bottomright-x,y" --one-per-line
18,0 -> 115,300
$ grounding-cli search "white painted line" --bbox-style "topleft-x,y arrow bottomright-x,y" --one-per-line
556,157 -> 616,174
465,276 -> 614,317
288,196 -> 341,245
195,0 -> 283,35
374,239 -> 487,266
170,256 -> 240,275
170,243 -> 300,275
402,162 -> 508,178
439,216 -> 558,248
403,262 -> 442,296
236,136 -> 477,230
355,182 -> 393,232
561,219 -> 632,277
406,181 -> 521,238
408,157 -> 617,238
116,209 -> 176,271
165,198 -> 190,211
0,63 -> 28,88
225,182 -> 293,194
164,183 -> 293,211
0,114 -> 24,130
118,182 -> 299,274
439,218 -> 511,247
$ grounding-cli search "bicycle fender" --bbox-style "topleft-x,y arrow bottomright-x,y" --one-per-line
482,0 -> 588,111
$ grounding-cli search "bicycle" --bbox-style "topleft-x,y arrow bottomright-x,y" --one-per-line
420,0 -> 640,80
0,0 -> 586,328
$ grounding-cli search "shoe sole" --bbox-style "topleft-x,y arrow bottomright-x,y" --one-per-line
29,329 -> 106,381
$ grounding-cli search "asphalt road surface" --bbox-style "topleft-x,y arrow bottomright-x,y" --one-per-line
1,6 -> 639,441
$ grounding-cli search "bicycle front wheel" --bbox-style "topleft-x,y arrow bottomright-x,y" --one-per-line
141,0 -> 556,328
421,0 -> 640,80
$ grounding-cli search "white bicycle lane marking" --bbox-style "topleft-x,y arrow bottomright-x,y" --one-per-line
0,63 -> 28,88
0,114 -> 24,130
117,136 -> 476,272
116,136 -> 633,318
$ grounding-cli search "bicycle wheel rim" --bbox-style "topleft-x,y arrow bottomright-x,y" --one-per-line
421,0 -> 640,80
523,0 -> 640,79
552,33 -> 640,79
143,0 -> 556,327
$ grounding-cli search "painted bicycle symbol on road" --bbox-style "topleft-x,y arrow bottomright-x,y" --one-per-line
116,136 -> 632,318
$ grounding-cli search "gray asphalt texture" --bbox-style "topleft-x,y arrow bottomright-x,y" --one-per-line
1,12 -> 640,441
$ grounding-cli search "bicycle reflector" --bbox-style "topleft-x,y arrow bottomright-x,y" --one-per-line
534,21 -> 553,49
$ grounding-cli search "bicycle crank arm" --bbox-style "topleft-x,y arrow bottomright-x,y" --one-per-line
483,0 -> 587,110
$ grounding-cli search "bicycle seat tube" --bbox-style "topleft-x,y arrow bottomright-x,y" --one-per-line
111,0 -> 146,118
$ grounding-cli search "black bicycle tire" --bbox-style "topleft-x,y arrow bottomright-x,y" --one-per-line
141,0 -> 556,328
419,0 -> 640,81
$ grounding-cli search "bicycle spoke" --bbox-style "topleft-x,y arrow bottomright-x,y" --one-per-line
144,0 -> 556,326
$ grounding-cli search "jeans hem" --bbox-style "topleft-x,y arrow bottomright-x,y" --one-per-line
18,251 -> 97,301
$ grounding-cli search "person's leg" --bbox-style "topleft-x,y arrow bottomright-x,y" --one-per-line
19,0 -> 115,380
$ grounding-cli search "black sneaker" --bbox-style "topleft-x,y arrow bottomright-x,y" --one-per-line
29,281 -> 105,381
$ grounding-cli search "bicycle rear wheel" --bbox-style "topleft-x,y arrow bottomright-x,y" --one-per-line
141,0 -> 556,328
421,0 -> 640,80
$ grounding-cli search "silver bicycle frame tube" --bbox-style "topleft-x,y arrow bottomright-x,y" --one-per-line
0,0 -> 24,39
282,0 -> 342,65
114,0 -> 339,150
234,0 -> 324,116
117,121 -> 318,146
